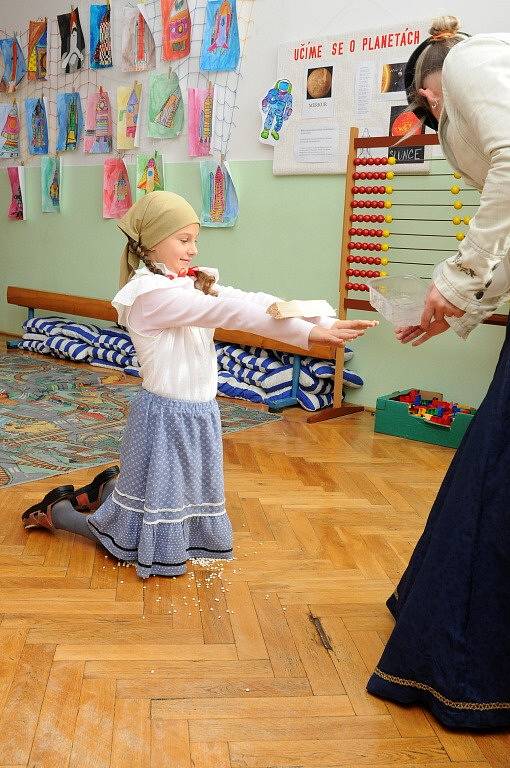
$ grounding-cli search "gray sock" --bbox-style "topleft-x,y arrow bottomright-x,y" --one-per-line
98,477 -> 117,506
52,499 -> 98,541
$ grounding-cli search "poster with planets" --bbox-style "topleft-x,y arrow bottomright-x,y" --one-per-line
273,19 -> 430,175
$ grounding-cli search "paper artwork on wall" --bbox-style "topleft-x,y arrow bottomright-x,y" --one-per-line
136,150 -> 165,199
117,81 -> 142,150
161,0 -> 191,61
0,37 -> 27,93
0,101 -> 20,159
148,70 -> 183,139
90,4 -> 113,69
56,92 -> 84,152
200,159 -> 238,228
199,0 -> 240,72
41,156 -> 62,213
85,86 -> 113,154
188,85 -> 214,157
259,79 -> 293,146
28,18 -> 48,81
121,4 -> 155,72
57,8 -> 85,73
7,166 -> 25,221
103,158 -> 132,218
25,97 -> 49,156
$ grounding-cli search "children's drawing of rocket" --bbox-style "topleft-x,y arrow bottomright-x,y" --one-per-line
208,0 -> 232,52
209,165 -> 225,221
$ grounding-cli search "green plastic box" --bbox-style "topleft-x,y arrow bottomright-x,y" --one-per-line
374,389 -> 476,449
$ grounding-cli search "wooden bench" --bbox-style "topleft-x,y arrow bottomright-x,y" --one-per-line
6,286 -> 361,423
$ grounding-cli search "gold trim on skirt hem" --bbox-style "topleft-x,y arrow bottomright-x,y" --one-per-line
373,667 -> 510,711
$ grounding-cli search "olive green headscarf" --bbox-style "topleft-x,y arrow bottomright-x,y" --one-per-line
117,191 -> 200,287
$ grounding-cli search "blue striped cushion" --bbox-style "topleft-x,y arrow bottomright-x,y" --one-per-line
23,316 -> 67,334
98,327 -> 136,355
91,348 -> 131,368
47,336 -> 93,361
49,322 -> 101,344
19,338 -> 52,354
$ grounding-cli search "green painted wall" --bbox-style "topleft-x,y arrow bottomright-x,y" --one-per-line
0,160 -> 504,408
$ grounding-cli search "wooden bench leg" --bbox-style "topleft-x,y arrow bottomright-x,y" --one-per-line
268,354 -> 301,412
6,307 -> 35,350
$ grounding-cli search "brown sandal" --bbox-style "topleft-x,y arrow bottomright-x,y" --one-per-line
22,485 -> 75,530
71,466 -> 119,512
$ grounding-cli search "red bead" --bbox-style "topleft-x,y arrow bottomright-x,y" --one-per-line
368,243 -> 376,251
354,158 -> 361,165
360,172 -> 367,179
347,269 -> 354,276
361,243 -> 368,250
360,158 -> 368,165
377,201 -> 384,208
347,256 -> 354,263
348,228 -> 355,235
352,172 -> 359,180
353,269 -> 360,277
373,201 -> 380,208
374,271 -> 380,277
368,229 -> 374,236
360,256 -> 368,263
382,157 -> 389,164
374,257 -> 381,264
351,186 -> 356,194
362,229 -> 368,236
367,158 -> 375,165
362,215 -> 370,222
354,256 -> 362,263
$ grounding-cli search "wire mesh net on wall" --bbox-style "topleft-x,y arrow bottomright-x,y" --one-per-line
0,0 -> 255,165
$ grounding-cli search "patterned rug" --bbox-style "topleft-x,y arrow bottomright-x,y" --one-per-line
0,354 -> 281,487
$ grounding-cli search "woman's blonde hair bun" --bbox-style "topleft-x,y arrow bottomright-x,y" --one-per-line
429,15 -> 460,38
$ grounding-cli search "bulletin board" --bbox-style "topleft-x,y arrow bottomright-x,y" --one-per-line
273,19 -> 430,175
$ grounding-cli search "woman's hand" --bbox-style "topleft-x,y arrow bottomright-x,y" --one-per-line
395,285 -> 464,346
309,319 -> 377,347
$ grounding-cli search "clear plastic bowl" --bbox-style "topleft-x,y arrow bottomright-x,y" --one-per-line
369,276 -> 429,326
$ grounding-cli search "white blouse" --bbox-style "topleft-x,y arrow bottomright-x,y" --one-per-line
112,265 -> 332,402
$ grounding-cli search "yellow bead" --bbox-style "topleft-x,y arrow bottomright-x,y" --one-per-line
386,171 -> 395,180
388,156 -> 396,165
380,257 -> 389,265
381,243 -> 389,252
452,216 -> 461,225
379,270 -> 387,277
463,216 -> 471,225
384,200 -> 392,209
384,214 -> 393,224
453,200 -> 463,210
456,232 -> 465,241
450,185 -> 460,194
453,171 -> 462,179
382,229 -> 390,237
385,186 -> 393,194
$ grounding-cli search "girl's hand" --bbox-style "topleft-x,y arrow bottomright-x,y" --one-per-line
395,285 -> 463,346
309,323 -> 371,347
330,319 -> 379,331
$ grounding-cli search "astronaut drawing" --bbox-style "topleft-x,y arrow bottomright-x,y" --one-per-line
260,79 -> 293,142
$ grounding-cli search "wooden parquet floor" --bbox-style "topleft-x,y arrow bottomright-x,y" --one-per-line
0,349 -> 508,767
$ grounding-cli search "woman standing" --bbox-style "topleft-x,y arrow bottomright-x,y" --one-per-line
367,16 -> 510,729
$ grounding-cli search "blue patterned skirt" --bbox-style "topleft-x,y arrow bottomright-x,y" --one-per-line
87,388 -> 233,578
367,320 -> 510,729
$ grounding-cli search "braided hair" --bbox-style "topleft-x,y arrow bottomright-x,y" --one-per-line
127,237 -> 218,296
